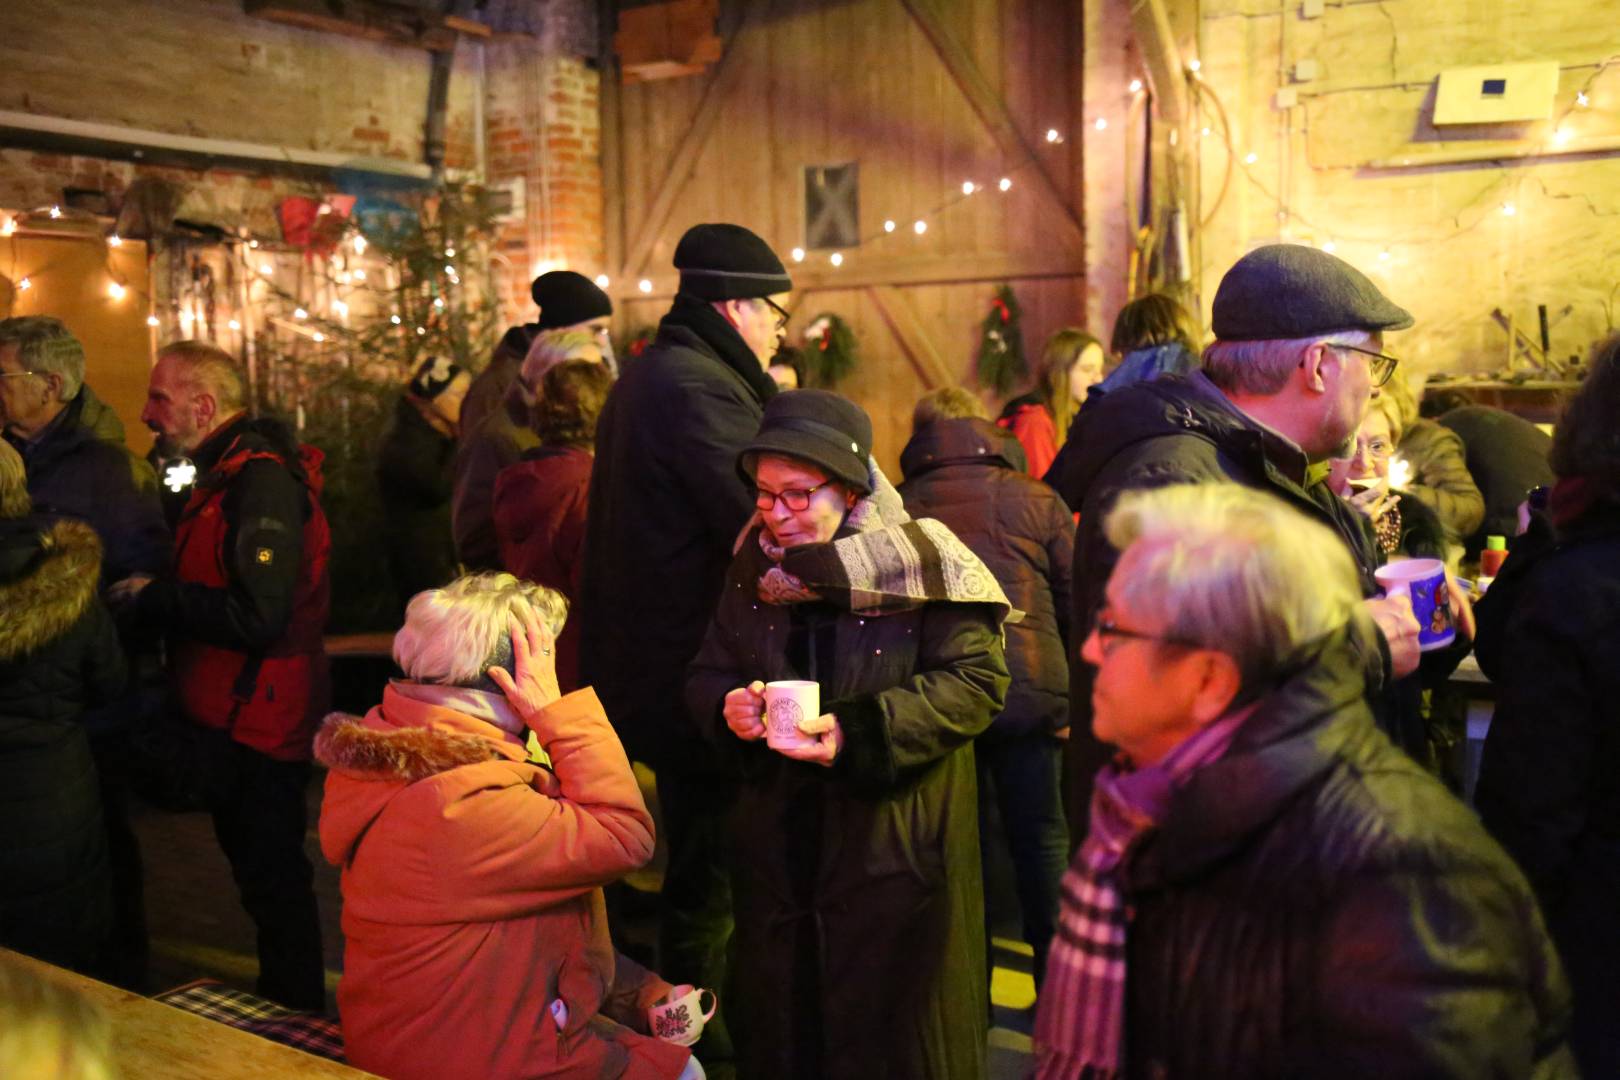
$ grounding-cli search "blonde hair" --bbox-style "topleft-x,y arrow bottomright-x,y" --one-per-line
1379,372 -> 1420,436
0,439 -> 30,519
1104,483 -> 1361,685
912,386 -> 988,433
521,329 -> 602,390
0,957 -> 117,1080
157,340 -> 245,411
1037,328 -> 1104,445
393,572 -> 569,685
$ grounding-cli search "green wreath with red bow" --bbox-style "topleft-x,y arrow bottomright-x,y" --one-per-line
975,284 -> 1027,396
802,312 -> 859,387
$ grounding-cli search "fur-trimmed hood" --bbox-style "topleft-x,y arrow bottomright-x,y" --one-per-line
0,517 -> 104,661
315,711 -> 508,783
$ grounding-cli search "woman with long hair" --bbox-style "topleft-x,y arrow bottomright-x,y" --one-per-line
998,328 -> 1106,478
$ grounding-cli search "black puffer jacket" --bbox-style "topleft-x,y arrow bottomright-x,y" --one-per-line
0,517 -> 126,972
377,396 -> 459,606
1117,619 -> 1574,1078
1474,500 -> 1620,1077
898,418 -> 1073,738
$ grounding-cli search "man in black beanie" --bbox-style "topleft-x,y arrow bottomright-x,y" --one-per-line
1049,243 -> 1446,838
580,222 -> 790,1064
451,271 -> 612,568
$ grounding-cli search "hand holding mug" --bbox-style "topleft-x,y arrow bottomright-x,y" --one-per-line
648,984 -> 717,1047
723,682 -> 767,741
775,712 -> 843,767
1363,592 -> 1421,678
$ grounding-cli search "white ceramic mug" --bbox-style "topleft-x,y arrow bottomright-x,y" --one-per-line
648,984 -> 718,1047
764,680 -> 819,751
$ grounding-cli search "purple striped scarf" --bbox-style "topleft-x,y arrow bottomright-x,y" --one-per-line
1033,707 -> 1252,1079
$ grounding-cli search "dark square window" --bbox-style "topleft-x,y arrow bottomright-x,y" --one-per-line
804,164 -> 859,250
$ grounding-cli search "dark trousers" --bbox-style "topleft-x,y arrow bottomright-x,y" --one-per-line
209,743 -> 325,1011
655,766 -> 736,1062
977,732 -> 1068,990
92,749 -> 149,991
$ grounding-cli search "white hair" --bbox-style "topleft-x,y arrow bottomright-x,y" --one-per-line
0,316 -> 86,401
393,572 -> 569,685
520,328 -> 602,388
1202,329 -> 1373,396
1104,483 -> 1362,686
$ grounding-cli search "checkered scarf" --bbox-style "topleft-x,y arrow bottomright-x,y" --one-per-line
1033,707 -> 1251,1079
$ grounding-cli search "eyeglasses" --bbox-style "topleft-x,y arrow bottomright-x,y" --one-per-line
1331,343 -> 1400,388
754,480 -> 833,512
1356,436 -> 1395,460
1090,613 -> 1198,656
760,297 -> 791,332
0,370 -> 40,380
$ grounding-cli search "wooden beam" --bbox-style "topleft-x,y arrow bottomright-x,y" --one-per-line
867,285 -> 956,391
898,0 -> 1085,254
599,0 -> 627,330
621,2 -> 763,280
613,250 -> 1081,301
1128,0 -> 1188,128
244,0 -> 486,51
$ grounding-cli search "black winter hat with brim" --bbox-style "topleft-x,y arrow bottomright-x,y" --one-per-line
674,223 -> 792,301
1211,243 -> 1414,341
532,270 -> 613,329
739,390 -> 873,495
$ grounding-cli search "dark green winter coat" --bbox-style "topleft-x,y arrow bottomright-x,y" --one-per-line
687,528 -> 1009,1080
0,517 -> 125,971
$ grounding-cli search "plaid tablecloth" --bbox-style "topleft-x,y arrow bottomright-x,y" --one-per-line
155,980 -> 346,1062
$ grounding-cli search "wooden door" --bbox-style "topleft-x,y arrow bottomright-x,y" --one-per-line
603,0 -> 1085,476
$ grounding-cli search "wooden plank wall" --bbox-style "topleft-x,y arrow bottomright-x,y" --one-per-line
605,0 -> 1087,476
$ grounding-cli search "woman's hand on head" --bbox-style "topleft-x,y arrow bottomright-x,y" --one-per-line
723,682 -> 767,741
486,607 -> 561,721
775,712 -> 842,767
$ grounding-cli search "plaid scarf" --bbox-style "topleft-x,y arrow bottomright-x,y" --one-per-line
1033,706 -> 1252,1079
744,459 -> 1019,625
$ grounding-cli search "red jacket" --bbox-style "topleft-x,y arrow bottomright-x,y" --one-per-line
493,446 -> 593,693
167,424 -> 330,760
998,402 -> 1059,479
316,685 -> 689,1080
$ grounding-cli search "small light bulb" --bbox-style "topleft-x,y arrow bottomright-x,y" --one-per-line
998,177 -> 1012,192
353,269 -> 367,281
1129,78 -> 1143,93
914,220 -> 928,235
830,252 -> 844,267
1552,127 -> 1571,146
1501,202 -> 1516,216
294,307 -> 308,319
312,331 -> 325,342
791,247 -> 805,262
228,319 -> 241,331
107,282 -> 126,299
108,233 -> 123,248
1095,117 -> 1108,131
416,326 -> 427,335
1201,126 -> 1212,137
1187,58 -> 1202,73
1322,241 -> 1337,254
352,235 -> 367,255
248,239 -> 259,249
434,297 -> 445,309
962,180 -> 976,195
1045,128 -> 1062,143
0,218 -> 14,236
1576,91 -> 1589,108
390,314 -> 402,325
444,265 -> 455,275
444,247 -> 456,258
260,262 -> 274,275
639,279 -> 653,293
595,274 -> 610,288
332,299 -> 348,316
1244,151 -> 1259,164
883,220 -> 896,232
16,277 -> 29,291
146,315 -> 160,327
48,205 -> 61,219
179,310 -> 193,327
1378,249 -> 1391,262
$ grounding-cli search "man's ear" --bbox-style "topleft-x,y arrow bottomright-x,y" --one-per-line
715,299 -> 744,329
43,371 -> 65,403
1189,650 -> 1243,723
192,390 -> 219,431
1299,341 -> 1331,395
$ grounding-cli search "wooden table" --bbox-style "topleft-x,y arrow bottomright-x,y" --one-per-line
2,950 -> 378,1079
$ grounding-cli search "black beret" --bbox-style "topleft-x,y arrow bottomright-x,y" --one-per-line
1211,244 -> 1413,341
532,270 -> 613,329
738,390 -> 873,495
674,223 -> 792,301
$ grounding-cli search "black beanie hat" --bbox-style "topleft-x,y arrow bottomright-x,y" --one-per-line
408,356 -> 465,400
1211,243 -> 1414,341
738,390 -> 873,495
532,270 -> 613,329
674,223 -> 792,302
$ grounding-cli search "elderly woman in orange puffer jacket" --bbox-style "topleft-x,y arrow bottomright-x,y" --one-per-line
317,572 -> 704,1080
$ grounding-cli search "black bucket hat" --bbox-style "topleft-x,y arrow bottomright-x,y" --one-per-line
738,390 -> 873,495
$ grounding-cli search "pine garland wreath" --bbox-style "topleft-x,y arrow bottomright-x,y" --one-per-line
975,284 -> 1027,396
802,312 -> 859,387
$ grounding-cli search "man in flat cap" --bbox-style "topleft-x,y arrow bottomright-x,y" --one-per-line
451,271 -> 613,568
581,222 -> 789,1063
1052,244 -> 1436,834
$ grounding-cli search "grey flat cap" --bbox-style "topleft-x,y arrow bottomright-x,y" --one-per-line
1211,243 -> 1414,340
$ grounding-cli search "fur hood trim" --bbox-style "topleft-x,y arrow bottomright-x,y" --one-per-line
0,518 -> 103,661
314,711 -> 507,783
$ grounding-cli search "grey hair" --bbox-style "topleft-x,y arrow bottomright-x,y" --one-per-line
520,328 -> 602,389
393,572 -> 569,685
1104,483 -> 1362,686
1202,328 -> 1374,396
0,316 -> 86,401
